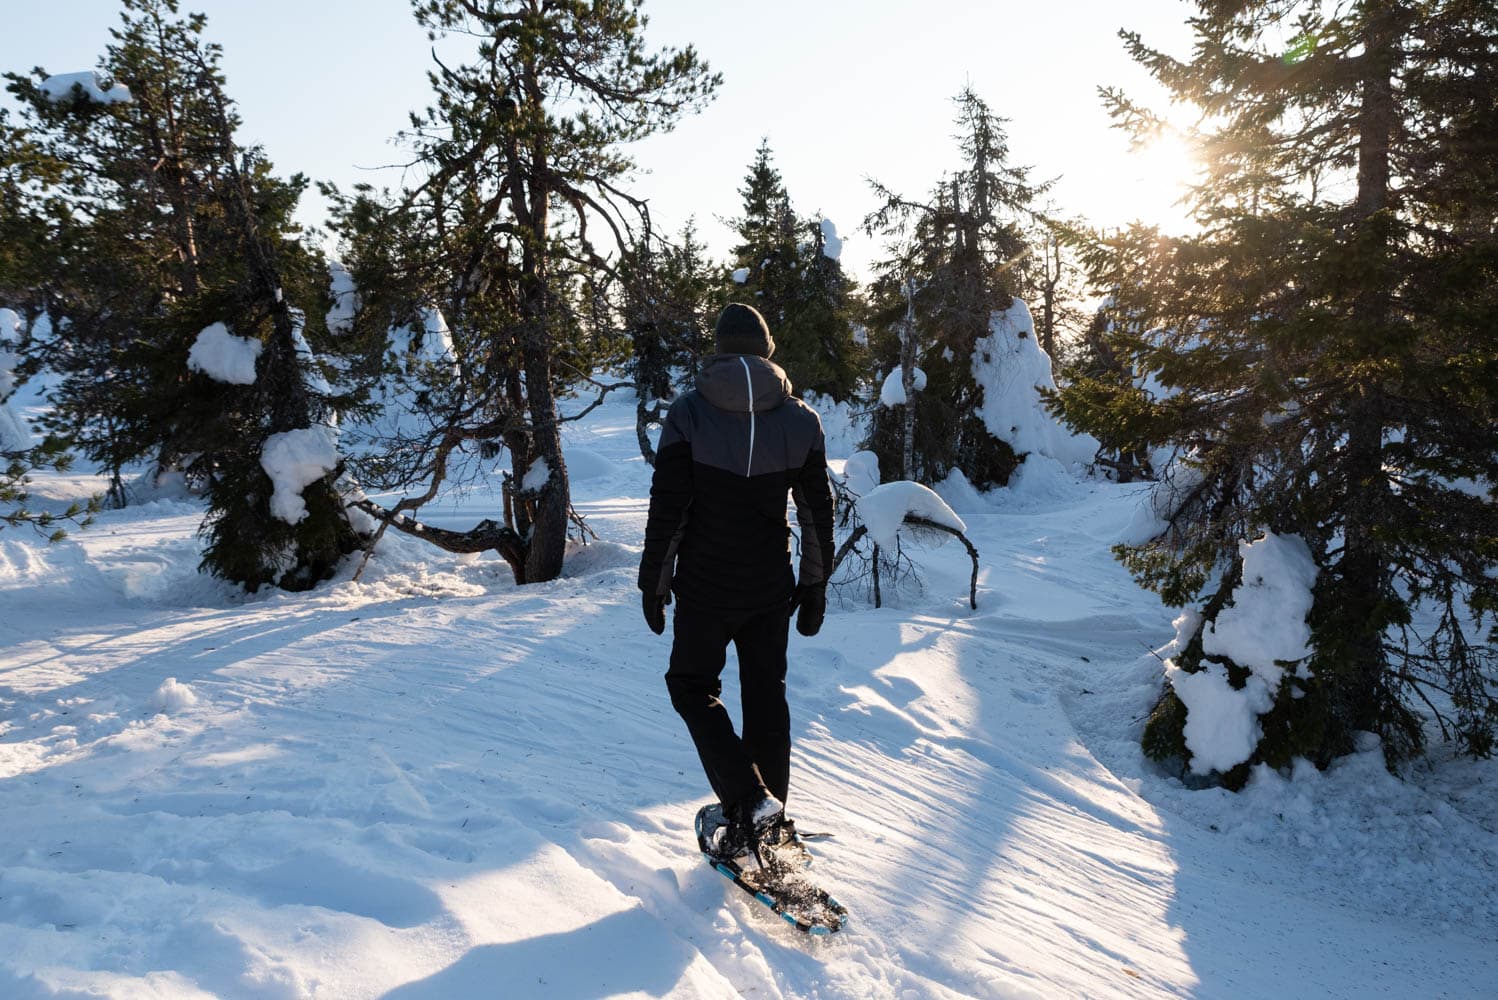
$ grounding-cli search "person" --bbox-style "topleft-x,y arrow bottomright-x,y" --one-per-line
639,302 -> 836,863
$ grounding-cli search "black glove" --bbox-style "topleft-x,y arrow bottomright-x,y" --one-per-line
642,590 -> 668,635
788,582 -> 826,637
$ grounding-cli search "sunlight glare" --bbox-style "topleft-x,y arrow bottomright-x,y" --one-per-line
1119,130 -> 1201,234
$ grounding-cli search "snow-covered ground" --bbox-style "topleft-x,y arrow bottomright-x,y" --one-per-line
1,385 -> 1494,999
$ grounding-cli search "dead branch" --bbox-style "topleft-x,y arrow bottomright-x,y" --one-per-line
352,498 -> 527,584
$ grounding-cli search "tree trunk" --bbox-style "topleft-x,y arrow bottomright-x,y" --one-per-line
515,51 -> 570,585
900,277 -> 917,481
520,321 -> 571,583
1335,0 -> 1399,743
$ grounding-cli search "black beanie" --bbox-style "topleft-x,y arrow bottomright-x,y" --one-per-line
714,302 -> 775,358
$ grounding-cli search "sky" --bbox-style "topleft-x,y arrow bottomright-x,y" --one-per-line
0,0 -> 1200,282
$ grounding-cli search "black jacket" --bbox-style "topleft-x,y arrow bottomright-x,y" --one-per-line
639,354 -> 836,612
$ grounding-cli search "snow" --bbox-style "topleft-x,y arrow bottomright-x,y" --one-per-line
0,307 -> 21,400
0,307 -> 30,452
818,218 -> 843,261
841,450 -> 880,499
971,299 -> 1099,467
563,446 -> 614,481
39,71 -> 131,105
289,310 -> 333,398
730,267 -> 750,285
419,307 -> 456,366
521,455 -> 551,492
1202,532 -> 1317,681
186,322 -> 261,386
801,392 -> 865,460
877,365 -> 926,407
149,677 -> 199,714
326,261 -> 359,336
259,425 -> 341,524
856,480 -> 966,550
1163,533 -> 1319,776
1,383 -> 1495,999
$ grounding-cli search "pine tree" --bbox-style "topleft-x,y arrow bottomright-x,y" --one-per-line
863,87 -> 1045,488
726,140 -> 862,400
330,0 -> 718,584
7,0 -> 360,589
1061,1 -> 1498,780
620,220 -> 721,464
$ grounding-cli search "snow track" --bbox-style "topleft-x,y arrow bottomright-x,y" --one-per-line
1,388 -> 1493,998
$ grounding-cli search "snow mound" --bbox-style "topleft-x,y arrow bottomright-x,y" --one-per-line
260,426 -> 341,524
1168,532 -> 1318,774
842,450 -> 880,499
972,300 -> 1098,467
40,71 -> 131,105
150,677 -> 199,714
857,480 -> 966,551
187,323 -> 261,385
1005,453 -> 1076,508
819,218 -> 843,260
564,447 -> 614,481
878,366 -> 926,407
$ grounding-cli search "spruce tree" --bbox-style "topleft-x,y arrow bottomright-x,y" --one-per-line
7,0 -> 360,589
863,87 -> 1045,488
1061,0 -> 1498,779
727,140 -> 862,400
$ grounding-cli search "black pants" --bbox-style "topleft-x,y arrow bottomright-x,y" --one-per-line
665,600 -> 791,815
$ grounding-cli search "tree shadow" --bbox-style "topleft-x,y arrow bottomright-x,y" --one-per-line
379,905 -> 700,999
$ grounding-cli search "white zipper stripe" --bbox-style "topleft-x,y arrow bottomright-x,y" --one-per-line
738,356 -> 756,477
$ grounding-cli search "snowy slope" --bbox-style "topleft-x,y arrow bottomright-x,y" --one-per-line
1,386 -> 1494,999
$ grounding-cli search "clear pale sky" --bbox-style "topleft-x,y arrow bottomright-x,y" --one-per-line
0,0 -> 1198,280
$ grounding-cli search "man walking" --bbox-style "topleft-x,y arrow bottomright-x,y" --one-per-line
639,302 -> 836,863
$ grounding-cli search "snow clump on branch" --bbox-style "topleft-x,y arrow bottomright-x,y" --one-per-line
40,71 -> 132,104
260,426 -> 341,524
1167,532 -> 1319,774
187,323 -> 261,385
856,481 -> 966,551
878,367 -> 926,408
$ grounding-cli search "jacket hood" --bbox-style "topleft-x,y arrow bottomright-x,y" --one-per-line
697,354 -> 793,414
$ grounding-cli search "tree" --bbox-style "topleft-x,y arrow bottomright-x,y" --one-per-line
331,0 -> 718,584
620,220 -> 720,465
6,0 -> 360,589
862,86 -> 1046,489
1062,1 -> 1498,781
726,140 -> 862,401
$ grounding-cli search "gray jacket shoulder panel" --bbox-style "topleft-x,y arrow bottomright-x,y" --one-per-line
669,385 -> 823,478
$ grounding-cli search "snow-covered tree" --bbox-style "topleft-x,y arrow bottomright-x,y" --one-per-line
863,87 -> 1081,490
5,0 -> 360,589
1063,0 -> 1498,780
727,140 -> 862,401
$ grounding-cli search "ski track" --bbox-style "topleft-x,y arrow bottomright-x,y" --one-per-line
2,390 -> 1495,999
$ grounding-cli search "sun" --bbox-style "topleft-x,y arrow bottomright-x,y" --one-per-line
1121,129 -> 1202,233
